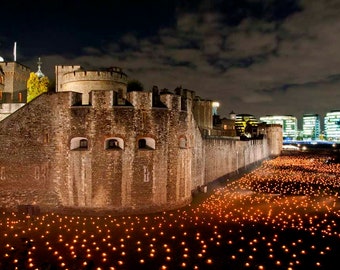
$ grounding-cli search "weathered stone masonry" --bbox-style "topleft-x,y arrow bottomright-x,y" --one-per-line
0,89 -> 202,211
0,66 -> 282,213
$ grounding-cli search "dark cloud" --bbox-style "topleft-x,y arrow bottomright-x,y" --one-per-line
1,0 -> 339,124
177,0 -> 302,24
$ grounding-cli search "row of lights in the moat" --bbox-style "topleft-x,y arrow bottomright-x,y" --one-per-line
0,153 -> 339,269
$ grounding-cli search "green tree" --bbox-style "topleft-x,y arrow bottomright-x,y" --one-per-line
27,72 -> 49,102
127,79 -> 144,92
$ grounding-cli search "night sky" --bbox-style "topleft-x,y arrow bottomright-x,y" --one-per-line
1,0 -> 339,122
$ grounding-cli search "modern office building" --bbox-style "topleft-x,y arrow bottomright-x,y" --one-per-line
259,115 -> 298,140
302,114 -> 320,140
324,110 -> 340,141
235,114 -> 260,137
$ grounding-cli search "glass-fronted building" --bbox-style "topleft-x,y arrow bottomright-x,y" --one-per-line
235,114 -> 259,137
324,110 -> 340,141
259,115 -> 298,140
302,114 -> 320,140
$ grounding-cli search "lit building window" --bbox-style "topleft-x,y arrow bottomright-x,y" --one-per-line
259,115 -> 298,140
302,114 -> 320,140
324,111 -> 340,141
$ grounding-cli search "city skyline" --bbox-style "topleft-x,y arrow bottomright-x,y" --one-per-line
1,0 -> 340,119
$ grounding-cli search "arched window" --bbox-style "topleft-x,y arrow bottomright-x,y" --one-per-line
138,139 -> 147,148
108,139 -> 119,148
79,139 -> 88,149
70,137 -> 89,150
138,137 -> 155,150
105,137 -> 124,150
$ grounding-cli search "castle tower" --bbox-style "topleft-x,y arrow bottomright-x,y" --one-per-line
55,65 -> 128,105
0,61 -> 30,103
192,96 -> 213,131
0,45 -> 30,120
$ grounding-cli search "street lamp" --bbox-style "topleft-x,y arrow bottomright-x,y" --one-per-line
212,101 -> 220,115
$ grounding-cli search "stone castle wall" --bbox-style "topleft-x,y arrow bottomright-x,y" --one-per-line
0,90 -> 206,212
0,77 -> 282,213
0,92 -> 64,209
203,138 -> 269,184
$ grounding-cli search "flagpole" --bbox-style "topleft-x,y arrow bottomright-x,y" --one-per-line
13,42 -> 17,62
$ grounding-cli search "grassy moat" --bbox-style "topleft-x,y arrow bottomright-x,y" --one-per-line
1,152 -> 339,269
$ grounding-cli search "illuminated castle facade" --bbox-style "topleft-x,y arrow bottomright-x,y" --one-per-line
0,65 -> 282,213
0,61 -> 30,120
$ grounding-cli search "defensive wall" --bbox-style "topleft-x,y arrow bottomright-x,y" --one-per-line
0,85 -> 282,214
0,89 -> 202,212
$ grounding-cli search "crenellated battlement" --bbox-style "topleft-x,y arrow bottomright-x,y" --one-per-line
56,65 -> 128,105
62,69 -> 127,83
56,65 -> 82,71
0,62 -> 30,72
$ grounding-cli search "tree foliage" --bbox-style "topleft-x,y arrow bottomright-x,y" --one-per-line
27,72 -> 49,102
127,79 -> 144,92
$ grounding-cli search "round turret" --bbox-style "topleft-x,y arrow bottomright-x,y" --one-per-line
57,65 -> 128,104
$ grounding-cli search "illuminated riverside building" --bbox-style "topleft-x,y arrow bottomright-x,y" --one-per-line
259,115 -> 298,140
302,114 -> 320,140
235,114 -> 260,137
324,110 -> 340,141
